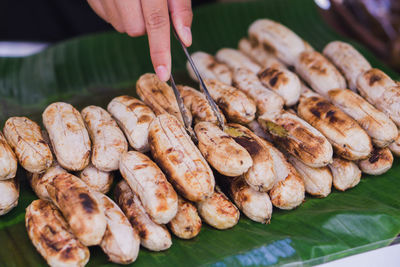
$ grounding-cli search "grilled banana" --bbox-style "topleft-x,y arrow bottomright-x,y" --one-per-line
248,19 -> 307,66
258,65 -> 301,106
329,157 -> 361,191
225,123 -> 276,191
46,172 -> 107,246
28,163 -> 66,200
188,51 -> 232,85
259,111 -> 333,168
294,51 -> 347,97
229,176 -> 272,223
327,89 -> 397,148
136,73 -> 192,125
25,200 -> 90,267
42,102 -> 91,171
357,69 -> 400,127
323,41 -> 371,91
107,95 -> 155,152
0,178 -> 19,215
358,147 -> 393,175
4,117 -> 53,174
177,85 -> 226,124
78,163 -> 114,194
297,92 -> 372,160
81,105 -> 128,171
114,180 -> 172,251
93,192 -> 140,264
232,67 -> 284,118
119,151 -> 178,224
168,196 -> 202,239
149,114 -> 215,202
195,121 -> 253,177
204,79 -> 256,124
0,131 -> 17,180
288,155 -> 332,198
215,48 -> 261,74
197,186 -> 240,230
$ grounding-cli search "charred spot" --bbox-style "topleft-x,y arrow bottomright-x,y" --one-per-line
326,110 -> 338,123
38,139 -> 46,145
61,246 -> 73,260
128,102 -> 144,110
166,147 -> 174,154
139,229 -> 147,239
368,151 -> 380,163
79,193 -> 95,213
185,226 -> 193,232
369,74 -> 382,86
233,136 -> 261,155
126,198 -> 133,206
270,76 -> 279,87
138,115 -> 152,124
310,108 -> 321,118
262,42 -> 276,54
133,164 -> 148,170
249,35 -> 259,47
41,235 -> 61,252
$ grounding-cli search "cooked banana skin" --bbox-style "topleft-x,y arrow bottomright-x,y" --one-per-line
42,102 -> 91,171
204,79 -> 256,124
93,192 -> 140,264
149,114 -> 215,202
25,200 -> 90,267
0,131 -> 18,180
238,38 -> 283,68
0,178 -> 19,216
389,132 -> 400,156
267,144 -> 305,210
323,41 -> 371,91
329,157 -> 361,191
259,111 -> 333,168
136,73 -> 192,125
81,105 -> 128,171
248,19 -> 307,66
4,117 -> 53,174
168,196 -> 202,239
107,95 -> 155,153
294,51 -> 347,97
298,93 -> 372,161
195,122 -> 253,177
46,172 -> 107,246
229,176 -> 272,223
197,187 -> 240,230
357,69 -> 400,127
188,51 -> 232,85
114,181 -> 172,251
119,151 -> 178,224
225,123 -> 276,192
258,65 -> 301,106
78,163 -> 114,194
288,155 -> 332,198
28,163 -> 67,200
215,48 -> 261,74
232,68 -> 284,119
358,147 -> 393,176
327,89 -> 397,148
177,85 -> 226,125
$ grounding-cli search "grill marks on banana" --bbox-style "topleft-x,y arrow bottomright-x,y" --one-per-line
258,68 -> 288,87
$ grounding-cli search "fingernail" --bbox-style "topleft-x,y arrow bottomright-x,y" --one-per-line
155,65 -> 169,82
182,26 -> 192,46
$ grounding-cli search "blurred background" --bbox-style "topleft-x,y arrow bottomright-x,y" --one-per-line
0,0 -> 399,71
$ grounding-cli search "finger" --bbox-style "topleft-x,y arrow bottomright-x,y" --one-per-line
168,0 -> 193,46
141,0 -> 171,81
100,0 -> 125,33
115,0 -> 146,37
87,0 -> 108,22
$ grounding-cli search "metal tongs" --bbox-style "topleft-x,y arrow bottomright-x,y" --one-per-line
169,24 -> 225,143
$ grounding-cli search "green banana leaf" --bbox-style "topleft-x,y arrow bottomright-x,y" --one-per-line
1,0 -> 400,266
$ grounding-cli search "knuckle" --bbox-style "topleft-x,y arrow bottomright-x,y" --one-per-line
146,8 -> 168,30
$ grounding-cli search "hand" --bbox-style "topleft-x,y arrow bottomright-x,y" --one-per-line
87,0 -> 193,81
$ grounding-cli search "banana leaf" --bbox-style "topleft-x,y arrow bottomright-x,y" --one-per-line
1,0 -> 400,266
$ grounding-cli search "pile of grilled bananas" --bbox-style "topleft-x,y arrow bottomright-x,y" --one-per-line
1,18 -> 399,266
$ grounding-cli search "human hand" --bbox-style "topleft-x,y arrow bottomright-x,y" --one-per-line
87,0 -> 193,81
